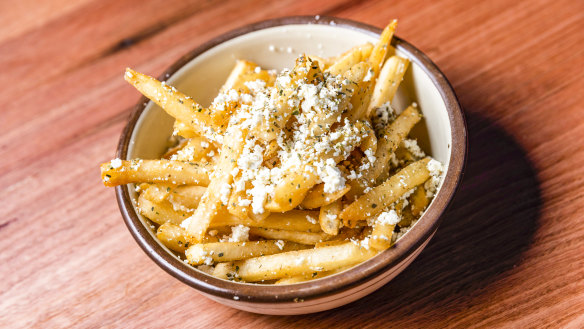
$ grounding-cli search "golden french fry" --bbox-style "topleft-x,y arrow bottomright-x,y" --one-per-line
347,104 -> 422,199
265,120 -> 370,212
168,185 -> 206,210
410,186 -> 429,216
319,199 -> 343,235
300,184 -> 350,209
186,240 -> 308,265
326,43 -> 374,76
162,138 -> 188,159
210,210 -> 322,232
248,227 -> 330,245
185,125 -> 247,242
124,68 -> 221,140
341,158 -> 432,225
156,222 -> 219,253
218,242 -> 377,282
368,20 -> 398,73
141,184 -> 172,203
212,262 -> 238,281
101,159 -> 211,187
255,55 -> 322,143
274,265 -> 351,284
170,136 -> 217,162
137,194 -> 190,225
366,56 -> 410,117
173,120 -> 198,138
369,210 -> 399,250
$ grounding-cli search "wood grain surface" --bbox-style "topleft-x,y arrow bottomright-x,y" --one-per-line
1,0 -> 583,327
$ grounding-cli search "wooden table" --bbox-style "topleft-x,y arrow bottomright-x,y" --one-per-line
1,0 -> 583,327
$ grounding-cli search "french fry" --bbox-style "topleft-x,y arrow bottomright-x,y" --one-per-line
101,159 -> 211,187
366,56 -> 409,118
185,125 -> 247,242
368,20 -> 398,73
300,183 -> 350,209
219,242 -> 378,282
173,120 -> 198,138
308,63 -> 364,136
185,240 -> 308,265
265,120 -> 370,212
319,199 -> 342,235
274,266 -> 351,284
211,210 -> 322,232
212,262 -> 238,280
346,20 -> 397,120
306,54 -> 330,71
255,55 -> 322,143
156,222 -> 218,253
248,227 -> 330,245
211,60 -> 277,127
168,185 -> 206,210
170,136 -> 217,162
141,184 -> 172,203
221,60 -> 276,93
137,194 -> 190,225
326,43 -> 374,76
347,104 -> 422,199
410,186 -> 430,217
162,139 -> 188,159
124,68 -> 221,140
341,158 -> 432,225
369,210 -> 399,250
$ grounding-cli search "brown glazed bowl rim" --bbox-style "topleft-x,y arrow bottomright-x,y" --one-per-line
115,16 -> 467,304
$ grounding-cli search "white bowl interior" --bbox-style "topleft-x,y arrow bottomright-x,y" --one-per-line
127,23 -> 452,262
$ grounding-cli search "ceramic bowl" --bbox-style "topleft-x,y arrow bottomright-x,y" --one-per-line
115,16 -> 467,315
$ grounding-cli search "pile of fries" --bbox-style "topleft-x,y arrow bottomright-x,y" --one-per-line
101,20 -> 444,284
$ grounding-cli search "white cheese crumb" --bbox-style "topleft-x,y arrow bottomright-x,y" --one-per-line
403,139 -> 426,158
275,240 -> 285,250
110,158 -> 122,168
233,296 -> 240,300
360,237 -> 370,250
377,210 -> 400,225
363,68 -> 374,82
180,215 -> 193,230
364,149 -> 376,164
228,225 -> 250,242
306,215 -> 317,224
318,159 -> 346,193
219,183 -> 232,205
427,159 -> 443,177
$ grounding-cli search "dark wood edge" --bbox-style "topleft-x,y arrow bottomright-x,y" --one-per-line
114,15 -> 468,305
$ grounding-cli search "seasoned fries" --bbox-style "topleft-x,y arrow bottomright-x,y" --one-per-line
101,19 -> 445,284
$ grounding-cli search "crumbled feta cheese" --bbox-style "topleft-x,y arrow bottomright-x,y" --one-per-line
427,159 -> 443,177
377,210 -> 400,225
228,225 -> 250,242
306,215 -> 317,224
363,68 -> 374,82
110,158 -> 122,168
219,183 -> 232,205
403,139 -> 426,158
275,240 -> 285,250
